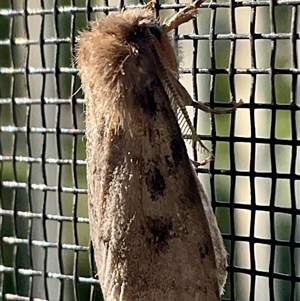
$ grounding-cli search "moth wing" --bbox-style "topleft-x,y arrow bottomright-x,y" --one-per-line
164,68 -> 227,289
192,165 -> 228,291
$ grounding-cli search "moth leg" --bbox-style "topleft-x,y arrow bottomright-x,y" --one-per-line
164,66 -> 244,114
163,0 -> 206,33
145,0 -> 156,10
191,158 -> 212,167
191,99 -> 244,114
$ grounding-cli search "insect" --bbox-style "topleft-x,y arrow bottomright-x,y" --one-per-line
76,0 -> 238,300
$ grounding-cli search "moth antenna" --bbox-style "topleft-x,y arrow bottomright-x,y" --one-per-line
163,0 -> 206,33
145,29 -> 213,164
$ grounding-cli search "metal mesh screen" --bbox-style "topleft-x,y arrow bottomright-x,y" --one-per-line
0,0 -> 299,300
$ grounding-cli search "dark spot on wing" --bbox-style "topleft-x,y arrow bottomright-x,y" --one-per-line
146,217 -> 173,253
165,155 -> 174,170
170,137 -> 184,166
145,167 -> 166,201
152,168 -> 165,191
139,87 -> 157,116
199,245 -> 210,259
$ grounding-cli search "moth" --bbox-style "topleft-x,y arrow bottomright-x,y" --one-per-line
76,0 -> 237,300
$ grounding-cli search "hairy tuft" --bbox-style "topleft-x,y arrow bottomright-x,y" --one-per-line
76,9 -> 159,96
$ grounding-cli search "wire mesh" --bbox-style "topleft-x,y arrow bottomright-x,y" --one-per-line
0,0 -> 299,301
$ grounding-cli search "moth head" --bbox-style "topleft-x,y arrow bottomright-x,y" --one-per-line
76,7 -> 178,93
